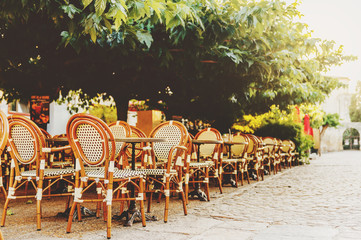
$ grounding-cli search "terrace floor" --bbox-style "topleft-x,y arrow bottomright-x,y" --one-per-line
2,151 -> 361,240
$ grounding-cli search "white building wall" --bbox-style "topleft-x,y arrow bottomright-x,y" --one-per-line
46,102 -> 71,136
320,77 -> 355,153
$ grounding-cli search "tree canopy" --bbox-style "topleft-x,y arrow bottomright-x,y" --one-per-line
0,0 -> 355,131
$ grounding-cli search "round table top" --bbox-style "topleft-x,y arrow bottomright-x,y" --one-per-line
192,139 -> 223,145
223,141 -> 247,145
115,137 -> 167,143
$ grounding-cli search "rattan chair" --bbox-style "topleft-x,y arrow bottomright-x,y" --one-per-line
273,138 -> 282,173
144,120 -> 188,223
246,134 -> 264,181
0,110 -> 9,199
123,126 -> 150,169
108,120 -> 131,169
1,115 -> 74,230
188,128 -> 223,200
280,139 -> 293,168
66,114 -> 145,239
261,137 -> 276,175
222,132 -> 250,187
289,140 -> 299,166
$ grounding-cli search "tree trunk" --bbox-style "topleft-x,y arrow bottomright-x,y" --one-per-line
318,124 -> 329,156
113,95 -> 129,121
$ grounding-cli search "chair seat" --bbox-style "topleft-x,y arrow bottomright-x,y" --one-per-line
86,168 -> 144,179
222,158 -> 239,163
189,161 -> 213,168
21,168 -> 75,177
135,169 -> 177,176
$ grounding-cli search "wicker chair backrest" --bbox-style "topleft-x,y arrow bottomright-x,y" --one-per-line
290,140 -> 296,151
149,121 -> 188,161
262,137 -> 275,154
281,140 -> 291,152
194,128 -> 222,158
108,121 -> 131,158
7,115 -> 43,165
246,134 -> 257,155
231,133 -> 249,157
67,114 -> 115,167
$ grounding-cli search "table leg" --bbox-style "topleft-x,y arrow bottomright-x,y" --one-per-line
188,143 -> 208,201
114,142 -> 157,226
221,144 -> 237,187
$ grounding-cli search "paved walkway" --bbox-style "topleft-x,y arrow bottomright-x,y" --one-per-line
3,151 -> 361,239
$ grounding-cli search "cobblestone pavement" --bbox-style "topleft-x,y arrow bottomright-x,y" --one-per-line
3,151 -> 361,239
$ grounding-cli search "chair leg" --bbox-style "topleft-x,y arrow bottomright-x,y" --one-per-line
36,199 -> 42,231
103,202 -> 107,222
205,168 -> 210,201
1,198 -> 10,227
217,174 -> 223,194
180,191 -> 187,216
164,192 -> 169,223
97,186 -> 102,218
184,182 -> 189,204
106,204 -> 112,239
66,202 -> 77,233
77,203 -> 82,222
147,192 -> 153,213
246,170 -> 250,184
239,166 -> 244,186
139,178 -> 146,227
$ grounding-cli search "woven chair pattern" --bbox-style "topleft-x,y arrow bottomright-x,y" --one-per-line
281,140 -> 291,152
21,168 -> 76,177
10,124 -> 36,164
2,115 -> 74,231
66,113 -> 145,239
76,124 -> 104,165
232,135 -> 248,156
153,125 -> 182,161
263,137 -> 275,154
197,130 -> 217,157
109,122 -> 129,158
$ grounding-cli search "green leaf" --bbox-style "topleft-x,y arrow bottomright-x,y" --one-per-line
90,27 -> 97,43
103,18 -> 112,33
114,10 -> 127,30
82,0 -> 93,9
61,4 -> 81,19
95,0 -> 107,16
136,31 -> 153,48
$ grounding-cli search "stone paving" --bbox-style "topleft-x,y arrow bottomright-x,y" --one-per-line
3,151 -> 361,239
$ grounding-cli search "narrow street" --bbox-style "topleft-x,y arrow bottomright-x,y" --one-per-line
3,151 -> 361,239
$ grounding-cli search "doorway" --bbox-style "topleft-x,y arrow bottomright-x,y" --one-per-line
343,128 -> 360,150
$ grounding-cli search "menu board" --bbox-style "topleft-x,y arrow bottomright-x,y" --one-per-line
30,96 -> 50,126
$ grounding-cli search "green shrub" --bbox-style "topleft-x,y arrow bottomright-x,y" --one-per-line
89,105 -> 117,124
